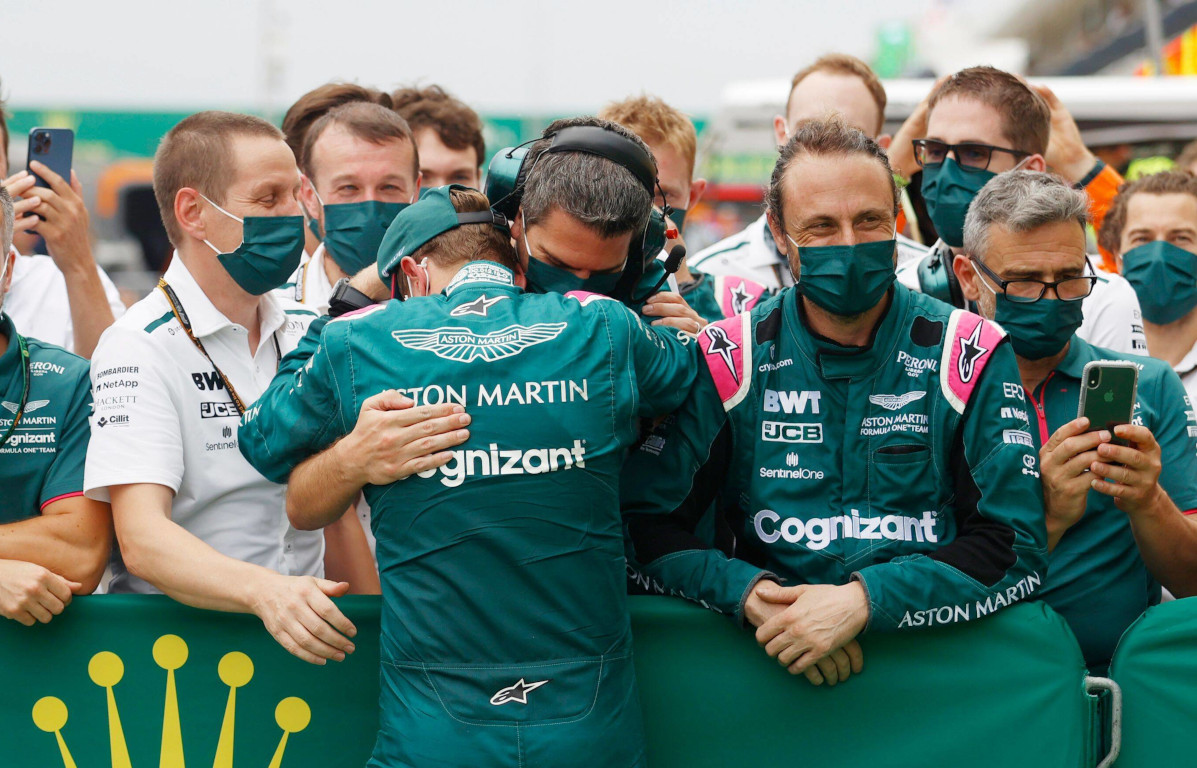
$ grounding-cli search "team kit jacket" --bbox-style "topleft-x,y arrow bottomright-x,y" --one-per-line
0,314 -> 92,522
621,283 -> 1049,631
239,262 -> 696,767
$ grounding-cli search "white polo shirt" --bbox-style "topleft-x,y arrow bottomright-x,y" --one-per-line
5,252 -> 126,353
1173,342 -> 1197,406
84,255 -> 323,593
277,244 -> 336,315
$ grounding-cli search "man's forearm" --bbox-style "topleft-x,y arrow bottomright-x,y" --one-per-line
0,500 -> 111,591
287,440 -> 364,531
1128,492 -> 1197,597
112,485 -> 275,612
63,266 -> 116,358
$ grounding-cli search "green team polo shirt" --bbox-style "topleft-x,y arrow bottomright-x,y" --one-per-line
0,313 -> 93,522
1028,337 -> 1197,672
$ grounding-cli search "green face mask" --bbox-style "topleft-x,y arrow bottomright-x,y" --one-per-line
1121,240 -> 1197,325
920,158 -> 994,248
522,229 -> 623,296
667,207 -> 687,235
790,237 -> 896,316
992,293 -> 1084,360
201,195 -> 306,296
321,201 -> 409,275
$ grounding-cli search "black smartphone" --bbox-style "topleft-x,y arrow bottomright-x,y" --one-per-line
1077,361 -> 1138,447
26,127 -> 74,188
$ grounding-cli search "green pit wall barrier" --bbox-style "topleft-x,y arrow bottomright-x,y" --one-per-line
1110,599 -> 1197,766
0,596 -> 1111,767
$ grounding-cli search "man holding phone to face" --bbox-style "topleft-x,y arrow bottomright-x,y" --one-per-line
956,170 -> 1197,674
0,90 -> 125,359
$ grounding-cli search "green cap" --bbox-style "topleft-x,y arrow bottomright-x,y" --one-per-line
376,185 -> 507,279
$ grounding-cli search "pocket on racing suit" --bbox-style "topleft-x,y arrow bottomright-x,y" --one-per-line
375,652 -> 645,767
861,444 -> 937,560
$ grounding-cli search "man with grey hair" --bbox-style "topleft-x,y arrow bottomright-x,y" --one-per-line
622,117 -> 1046,687
956,170 -> 1197,673
0,185 -> 112,625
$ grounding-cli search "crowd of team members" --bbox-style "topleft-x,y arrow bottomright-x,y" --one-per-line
2,54 -> 1197,766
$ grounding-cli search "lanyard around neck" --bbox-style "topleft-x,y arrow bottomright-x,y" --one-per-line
156,279 -> 280,416
0,333 -> 30,449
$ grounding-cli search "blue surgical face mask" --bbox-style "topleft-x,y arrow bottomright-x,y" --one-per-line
521,228 -> 623,296
200,195 -> 305,295
788,235 -> 896,316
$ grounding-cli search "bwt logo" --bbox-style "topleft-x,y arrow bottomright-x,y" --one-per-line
761,421 -> 823,444
762,389 -> 821,415
192,372 -> 226,391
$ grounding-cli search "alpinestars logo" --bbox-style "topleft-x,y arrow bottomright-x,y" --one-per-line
392,323 -> 567,363
489,678 -> 549,706
957,323 -> 988,384
868,391 -> 926,411
450,294 -> 508,317
729,284 -> 753,315
2,399 -> 49,414
703,325 -> 739,382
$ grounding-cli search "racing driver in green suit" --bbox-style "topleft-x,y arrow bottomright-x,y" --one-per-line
621,118 -> 1049,688
239,186 -> 696,767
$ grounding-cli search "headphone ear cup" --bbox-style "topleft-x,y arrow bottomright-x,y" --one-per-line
945,260 -> 964,307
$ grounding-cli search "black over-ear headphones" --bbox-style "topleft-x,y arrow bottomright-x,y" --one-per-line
485,124 -> 684,302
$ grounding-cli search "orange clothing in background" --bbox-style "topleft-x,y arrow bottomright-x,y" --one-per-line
1086,163 -> 1125,273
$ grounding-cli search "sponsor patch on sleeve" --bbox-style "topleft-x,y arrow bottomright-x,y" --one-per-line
699,313 -> 752,411
714,275 -> 768,318
940,310 -> 1006,414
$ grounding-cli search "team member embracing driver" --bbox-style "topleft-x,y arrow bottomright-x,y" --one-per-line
622,118 -> 1048,686
240,186 -> 696,767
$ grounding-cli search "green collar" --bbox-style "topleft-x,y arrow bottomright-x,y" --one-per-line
783,285 -> 906,380
1052,336 -> 1104,381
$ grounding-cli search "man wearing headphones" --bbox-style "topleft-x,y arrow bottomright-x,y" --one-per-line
892,67 -> 1146,357
240,187 -> 696,767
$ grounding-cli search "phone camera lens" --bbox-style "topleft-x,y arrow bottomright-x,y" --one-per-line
34,132 -> 50,152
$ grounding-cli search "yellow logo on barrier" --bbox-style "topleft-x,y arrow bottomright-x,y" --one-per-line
31,634 -> 311,768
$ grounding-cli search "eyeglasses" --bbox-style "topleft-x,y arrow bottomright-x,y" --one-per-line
913,139 -> 1030,172
969,255 -> 1097,303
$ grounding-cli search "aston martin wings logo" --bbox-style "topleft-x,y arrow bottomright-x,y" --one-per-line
392,323 -> 567,363
957,322 -> 989,384
868,391 -> 926,411
3,399 -> 48,414
489,678 -> 549,706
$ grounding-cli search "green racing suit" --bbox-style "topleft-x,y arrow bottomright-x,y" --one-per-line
239,262 -> 696,767
621,283 -> 1049,631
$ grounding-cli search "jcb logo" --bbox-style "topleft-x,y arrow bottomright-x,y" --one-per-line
192,372 -> 225,391
762,421 -> 823,444
200,402 -> 239,419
